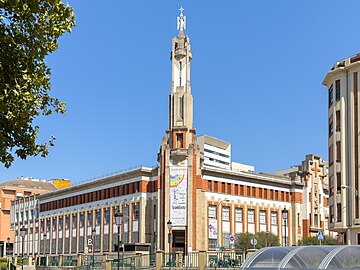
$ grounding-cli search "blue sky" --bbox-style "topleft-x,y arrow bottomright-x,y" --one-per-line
2,1 -> 360,183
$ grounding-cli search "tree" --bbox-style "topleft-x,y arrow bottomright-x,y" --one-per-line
298,235 -> 337,246
255,231 -> 280,248
0,0 -> 75,167
235,232 -> 254,255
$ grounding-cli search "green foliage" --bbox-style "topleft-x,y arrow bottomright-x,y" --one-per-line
255,231 -> 280,248
0,258 -> 7,270
235,232 -> 280,254
235,232 -> 254,254
0,0 -> 75,167
298,235 -> 337,246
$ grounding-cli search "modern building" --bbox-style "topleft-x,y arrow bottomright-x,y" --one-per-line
323,53 -> 360,245
0,177 -> 58,257
11,8 -> 334,259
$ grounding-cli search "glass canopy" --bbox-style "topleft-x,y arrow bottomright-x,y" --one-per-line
241,246 -> 360,269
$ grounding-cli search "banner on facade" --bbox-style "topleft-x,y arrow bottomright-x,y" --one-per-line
170,165 -> 187,226
208,219 -> 218,239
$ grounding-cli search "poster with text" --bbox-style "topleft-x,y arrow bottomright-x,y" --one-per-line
208,219 -> 218,239
170,166 -> 187,226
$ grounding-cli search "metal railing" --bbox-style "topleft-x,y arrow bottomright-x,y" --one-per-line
206,251 -> 244,269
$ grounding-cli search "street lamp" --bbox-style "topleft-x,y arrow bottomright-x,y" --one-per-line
167,220 -> 172,267
20,227 -> 26,270
114,210 -> 123,270
340,185 -> 358,245
282,208 -> 288,246
217,199 -> 230,248
92,228 -> 96,268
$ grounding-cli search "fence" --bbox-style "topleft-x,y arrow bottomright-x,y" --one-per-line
28,250 -> 244,270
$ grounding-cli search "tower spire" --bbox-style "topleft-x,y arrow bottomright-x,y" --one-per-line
177,6 -> 186,32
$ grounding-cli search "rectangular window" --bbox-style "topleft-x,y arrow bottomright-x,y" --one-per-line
337,203 -> 342,222
96,211 -> 101,225
271,212 -> 277,225
235,208 -> 243,222
88,212 -> 93,227
222,206 -> 230,221
329,145 -> 334,166
66,216 -> 70,230
222,182 -> 225,193
53,219 -> 57,231
235,184 -> 239,195
336,79 -> 341,101
329,85 -> 334,107
260,210 -> 266,224
214,182 -> 218,192
80,214 -> 85,228
105,209 -> 110,224
336,141 -> 341,162
336,110 -> 341,131
297,213 -> 300,227
329,121 -> 334,137
248,209 -> 254,223
208,205 -> 216,219
314,214 -> 318,227
73,215 -> 77,229
59,217 -> 63,230
133,205 -> 139,220
208,239 -> 217,250
208,181 -> 212,191
330,206 -> 334,223
337,173 -> 342,193
264,189 -> 268,198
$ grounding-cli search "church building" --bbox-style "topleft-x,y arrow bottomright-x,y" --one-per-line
11,8 -> 334,259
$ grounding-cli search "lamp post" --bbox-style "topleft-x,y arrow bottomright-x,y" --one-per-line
92,228 -> 96,268
341,185 -> 358,245
114,210 -> 123,270
282,208 -> 288,246
167,220 -> 172,267
20,227 -> 26,270
217,199 -> 230,248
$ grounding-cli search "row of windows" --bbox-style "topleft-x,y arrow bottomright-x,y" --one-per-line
35,205 -> 140,235
40,181 -> 153,212
207,181 -> 290,202
204,148 -> 230,159
208,205 -> 279,225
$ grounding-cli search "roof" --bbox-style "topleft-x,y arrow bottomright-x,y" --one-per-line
241,246 -> 360,269
0,179 -> 57,191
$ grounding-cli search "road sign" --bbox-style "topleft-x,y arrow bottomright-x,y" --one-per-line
88,247 -> 93,253
229,235 -> 235,245
87,238 -> 93,246
250,237 -> 258,247
85,246 -> 88,254
318,231 -> 324,241
216,243 -> 220,251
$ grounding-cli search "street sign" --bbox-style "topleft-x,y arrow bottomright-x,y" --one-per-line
318,231 -> 324,241
229,234 -> 235,245
85,246 -> 88,254
88,247 -> 93,253
215,243 -> 220,251
87,238 -> 93,247
250,237 -> 258,247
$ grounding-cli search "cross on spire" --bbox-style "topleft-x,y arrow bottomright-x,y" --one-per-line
177,7 -> 186,32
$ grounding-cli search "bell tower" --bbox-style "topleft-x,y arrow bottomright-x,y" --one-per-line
168,7 -> 194,149
157,7 -> 202,254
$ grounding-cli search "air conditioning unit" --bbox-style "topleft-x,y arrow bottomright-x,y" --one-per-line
353,218 -> 360,225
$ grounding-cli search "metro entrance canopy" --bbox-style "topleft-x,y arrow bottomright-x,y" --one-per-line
241,246 -> 360,269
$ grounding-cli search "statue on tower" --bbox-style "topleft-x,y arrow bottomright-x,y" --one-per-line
177,7 -> 186,32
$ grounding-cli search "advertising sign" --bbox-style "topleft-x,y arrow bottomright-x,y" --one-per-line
170,165 -> 187,226
208,219 -> 218,239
